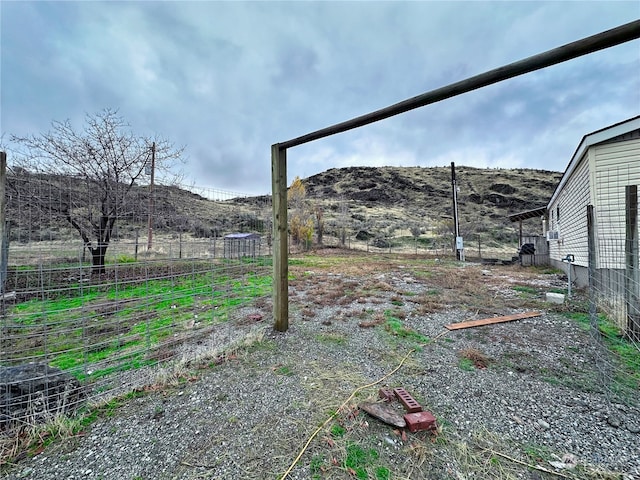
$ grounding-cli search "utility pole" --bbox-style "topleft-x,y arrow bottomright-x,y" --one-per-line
451,162 -> 462,260
147,142 -> 156,251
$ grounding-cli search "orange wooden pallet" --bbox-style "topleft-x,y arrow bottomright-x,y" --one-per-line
445,311 -> 542,330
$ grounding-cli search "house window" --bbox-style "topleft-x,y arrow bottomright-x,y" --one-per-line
556,206 -> 560,223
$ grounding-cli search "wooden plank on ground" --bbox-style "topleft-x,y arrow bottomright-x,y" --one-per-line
445,311 -> 542,330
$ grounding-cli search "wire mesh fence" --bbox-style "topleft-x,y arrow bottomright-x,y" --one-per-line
589,179 -> 640,408
1,168 -> 272,436
1,257 -> 272,432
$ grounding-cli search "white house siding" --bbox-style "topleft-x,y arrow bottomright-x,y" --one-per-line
547,119 -> 640,326
593,138 -> 640,269
549,155 -> 591,268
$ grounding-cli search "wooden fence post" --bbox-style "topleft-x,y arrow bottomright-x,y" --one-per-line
0,152 -> 6,293
272,144 -> 288,332
625,185 -> 639,341
269,20 -> 640,335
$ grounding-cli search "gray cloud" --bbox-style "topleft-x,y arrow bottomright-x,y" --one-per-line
2,1 -> 638,195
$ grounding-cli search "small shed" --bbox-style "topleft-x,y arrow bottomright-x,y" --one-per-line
508,207 -> 549,266
508,207 -> 548,244
223,233 -> 262,259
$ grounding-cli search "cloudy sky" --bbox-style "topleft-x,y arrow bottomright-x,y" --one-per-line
1,1 -> 639,196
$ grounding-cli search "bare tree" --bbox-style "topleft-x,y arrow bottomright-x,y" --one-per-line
409,223 -> 422,254
336,196 -> 349,247
10,109 -> 183,273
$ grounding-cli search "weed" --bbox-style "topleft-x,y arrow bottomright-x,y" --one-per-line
359,312 -> 386,328
102,399 -> 121,417
310,454 -> 325,474
512,285 -> 538,296
275,365 -> 294,376
375,466 -> 390,480
458,348 -> 490,369
390,295 -> 404,306
1,387 -> 144,466
549,287 -> 567,294
345,443 -> 380,478
316,332 -> 347,346
244,338 -> 276,353
532,266 -> 563,275
36,413 -> 85,445
523,443 -> 551,464
115,254 -> 137,264
405,439 -> 433,467
458,357 -> 475,372
383,312 -> 429,345
4,271 -> 272,386
564,311 -> 640,399
330,423 -> 346,438
301,307 -> 317,318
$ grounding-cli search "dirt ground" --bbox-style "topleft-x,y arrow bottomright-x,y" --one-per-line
2,251 -> 639,480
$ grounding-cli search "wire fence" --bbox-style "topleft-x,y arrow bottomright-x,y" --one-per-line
3,159 -> 636,445
589,179 -> 639,408
0,168 -> 273,438
1,256 -> 272,426
3,169 -> 270,249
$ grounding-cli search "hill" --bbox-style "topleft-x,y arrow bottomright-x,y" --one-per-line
284,166 -> 563,252
6,166 -> 563,254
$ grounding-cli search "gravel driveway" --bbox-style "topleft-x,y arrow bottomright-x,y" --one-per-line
2,256 -> 639,480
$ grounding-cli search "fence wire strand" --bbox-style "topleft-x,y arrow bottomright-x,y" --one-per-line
1,175 -> 272,433
590,169 -> 639,407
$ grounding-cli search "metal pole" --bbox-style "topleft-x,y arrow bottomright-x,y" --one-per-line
519,220 -> 523,247
587,205 -> 597,327
451,162 -> 460,260
270,21 -> 640,332
147,142 -> 156,251
278,20 -> 640,150
625,185 -> 639,341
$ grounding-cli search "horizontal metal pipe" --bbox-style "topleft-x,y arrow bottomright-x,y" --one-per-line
278,19 -> 640,150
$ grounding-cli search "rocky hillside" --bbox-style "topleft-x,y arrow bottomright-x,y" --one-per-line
305,166 -> 560,213
292,166 -> 563,251
7,165 -> 563,253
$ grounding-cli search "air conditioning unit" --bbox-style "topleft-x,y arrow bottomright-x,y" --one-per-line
546,230 -> 560,241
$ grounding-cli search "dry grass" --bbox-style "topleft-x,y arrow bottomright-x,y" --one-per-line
449,428 -> 628,480
290,254 -> 513,321
1,326 -> 270,467
358,311 -> 386,329
5,251 -> 630,479
458,347 -> 491,369
301,307 -> 317,318
0,411 -> 87,469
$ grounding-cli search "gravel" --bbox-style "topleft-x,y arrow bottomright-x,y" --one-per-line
3,261 -> 639,480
